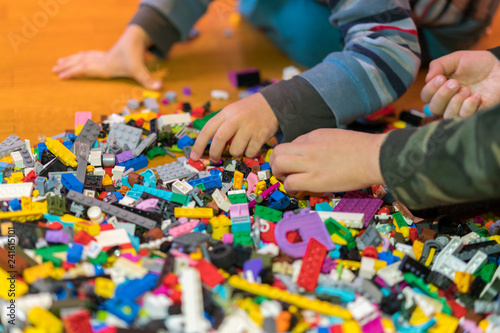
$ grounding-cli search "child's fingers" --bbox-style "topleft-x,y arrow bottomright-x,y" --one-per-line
428,79 -> 461,116
208,123 -> 237,163
442,87 -> 470,119
283,173 -> 310,193
458,94 -> 482,118
191,115 -> 226,160
58,64 -> 85,79
228,130 -> 252,159
425,60 -> 446,83
269,153 -> 307,180
132,66 -> 162,91
245,138 -> 264,159
420,75 -> 446,103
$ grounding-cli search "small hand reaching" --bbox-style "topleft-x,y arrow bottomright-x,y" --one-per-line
421,50 -> 500,118
52,25 -> 162,90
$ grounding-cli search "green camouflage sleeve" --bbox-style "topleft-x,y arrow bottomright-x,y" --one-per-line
379,105 -> 500,210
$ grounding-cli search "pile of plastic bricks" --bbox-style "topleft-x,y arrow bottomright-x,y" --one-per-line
1,92 -> 500,333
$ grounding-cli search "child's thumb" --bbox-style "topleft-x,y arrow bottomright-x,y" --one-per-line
134,66 -> 162,90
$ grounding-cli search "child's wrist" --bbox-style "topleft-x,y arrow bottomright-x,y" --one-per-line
364,133 -> 386,186
125,24 -> 154,49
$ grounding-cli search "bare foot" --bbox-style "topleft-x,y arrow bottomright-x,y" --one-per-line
52,25 -> 162,90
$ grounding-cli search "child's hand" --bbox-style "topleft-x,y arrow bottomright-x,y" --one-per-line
190,93 -> 279,162
421,50 -> 500,119
52,25 -> 162,90
269,128 -> 385,193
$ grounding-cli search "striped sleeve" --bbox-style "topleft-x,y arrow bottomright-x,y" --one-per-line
138,0 -> 211,41
300,0 -> 421,126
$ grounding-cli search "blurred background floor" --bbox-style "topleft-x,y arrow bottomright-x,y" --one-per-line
1,0 -> 500,146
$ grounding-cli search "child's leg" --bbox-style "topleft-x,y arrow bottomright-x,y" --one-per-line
239,0 -> 342,68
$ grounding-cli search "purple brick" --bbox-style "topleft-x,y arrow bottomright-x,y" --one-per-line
115,150 -> 134,164
333,198 -> 383,227
45,229 -> 71,244
243,258 -> 263,281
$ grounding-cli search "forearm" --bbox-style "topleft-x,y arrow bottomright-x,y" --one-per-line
379,106 -> 500,209
261,0 -> 421,142
129,0 -> 210,58
129,5 -> 180,58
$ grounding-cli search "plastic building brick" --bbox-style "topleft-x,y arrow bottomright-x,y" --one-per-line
333,198 -> 383,227
28,306 -> 63,333
75,111 -> 93,128
212,188 -> 231,212
107,123 -> 143,151
0,196 -> 47,222
45,137 -> 78,167
228,68 -> 260,87
66,190 -> 156,229
296,238 -> 327,292
172,179 -> 193,195
209,215 -> 232,240
324,218 -> 356,250
188,175 -> 222,190
89,149 -> 102,167
180,268 -> 211,333
0,134 -> 25,158
249,182 -> 280,209
275,211 -> 335,258
158,113 -> 192,130
115,150 -> 134,164
117,154 -> 148,171
61,173 -> 84,193
131,184 -> 189,205
72,119 -> 100,153
356,225 -> 382,250
317,211 -> 364,229
18,148 -> 35,168
143,97 -> 159,113
132,133 -> 157,157
45,230 -> 71,244
62,309 -> 92,333
174,207 -> 214,219
228,189 -> 247,204
194,259 -> 226,288
0,182 -> 33,201
228,275 -> 351,319
155,160 -> 197,183
254,205 -> 282,223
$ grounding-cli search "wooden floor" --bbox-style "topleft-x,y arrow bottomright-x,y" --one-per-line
1,0 -> 500,151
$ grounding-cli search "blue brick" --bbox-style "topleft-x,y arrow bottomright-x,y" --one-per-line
9,199 -> 22,211
315,202 -> 333,212
176,135 -> 195,149
61,173 -> 83,193
114,273 -> 158,301
67,243 -> 84,263
187,175 -> 222,190
117,154 -> 148,171
37,142 -> 47,161
260,162 -> 271,171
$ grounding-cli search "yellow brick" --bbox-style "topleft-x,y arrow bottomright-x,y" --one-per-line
45,138 -> 77,167
0,268 -> 28,300
341,320 -> 362,333
409,306 -> 430,325
270,176 -> 286,193
254,181 -> 266,195
413,240 -> 424,261
23,262 -> 54,284
264,149 -> 273,162
233,170 -> 244,190
428,313 -> 459,333
74,221 -> 100,236
454,271 -> 474,293
0,222 -> 13,236
95,277 -> 115,299
28,307 -> 63,333
174,207 -> 214,219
